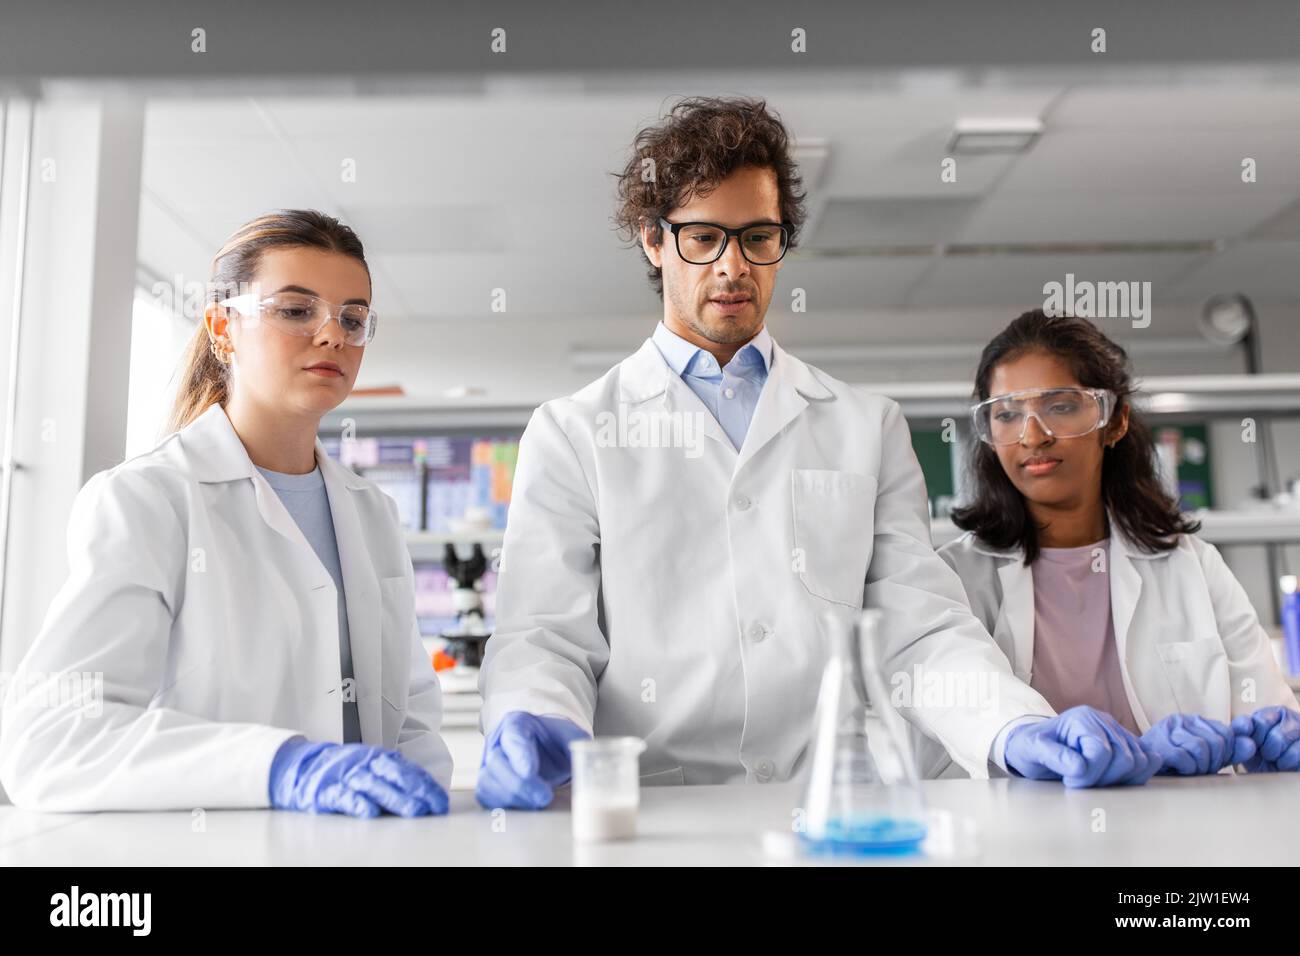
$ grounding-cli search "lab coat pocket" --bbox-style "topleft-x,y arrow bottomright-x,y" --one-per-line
1155,638 -> 1230,715
790,469 -> 877,608
640,766 -> 685,786
378,573 -> 417,709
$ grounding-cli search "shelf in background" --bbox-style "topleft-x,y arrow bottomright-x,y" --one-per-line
322,402 -> 533,434
406,510 -> 1300,560
1179,510 -> 1300,545
407,529 -> 505,560
870,373 -> 1300,421
332,373 -> 1300,433
931,509 -> 1300,548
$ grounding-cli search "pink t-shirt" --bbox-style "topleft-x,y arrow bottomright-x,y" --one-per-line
1030,539 -> 1141,735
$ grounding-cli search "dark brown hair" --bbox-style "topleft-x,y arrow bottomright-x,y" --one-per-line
950,309 -> 1200,563
612,96 -> 807,298
167,209 -> 370,432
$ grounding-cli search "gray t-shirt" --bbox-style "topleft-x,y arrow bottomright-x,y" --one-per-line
256,464 -> 362,744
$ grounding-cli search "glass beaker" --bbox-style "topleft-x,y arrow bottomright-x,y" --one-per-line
568,737 -> 646,842
800,608 -> 928,855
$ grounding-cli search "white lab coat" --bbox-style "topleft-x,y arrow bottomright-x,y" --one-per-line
0,403 -> 451,811
926,521 -> 1300,776
479,336 -> 1055,785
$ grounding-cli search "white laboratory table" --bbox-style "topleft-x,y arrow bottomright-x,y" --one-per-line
1,772 -> 1297,866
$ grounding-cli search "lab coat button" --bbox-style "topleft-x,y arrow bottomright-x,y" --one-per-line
747,622 -> 769,643
733,494 -> 751,511
755,759 -> 774,781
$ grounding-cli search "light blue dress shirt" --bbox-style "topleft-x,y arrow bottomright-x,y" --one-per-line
256,464 -> 362,744
651,321 -> 773,451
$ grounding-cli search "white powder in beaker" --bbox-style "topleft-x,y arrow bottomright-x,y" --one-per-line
571,795 -> 639,842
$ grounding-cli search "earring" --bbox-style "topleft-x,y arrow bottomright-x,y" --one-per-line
210,339 -> 231,364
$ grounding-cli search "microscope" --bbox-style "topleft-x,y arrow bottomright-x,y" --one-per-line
439,542 -> 491,668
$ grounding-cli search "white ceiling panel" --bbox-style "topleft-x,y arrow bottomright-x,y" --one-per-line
772,256 -> 935,310
1163,241 -> 1300,302
907,252 -> 1204,309
953,191 -> 1295,244
998,128 -> 1300,193
1048,86 -> 1300,129
376,250 -> 658,318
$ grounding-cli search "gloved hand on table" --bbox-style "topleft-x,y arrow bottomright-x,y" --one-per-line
268,738 -> 449,818
475,711 -> 591,810
1234,706 -> 1300,772
1141,713 -> 1255,775
1004,705 -> 1163,788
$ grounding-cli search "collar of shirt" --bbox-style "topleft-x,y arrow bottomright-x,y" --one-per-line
651,321 -> 773,384
255,464 -> 324,492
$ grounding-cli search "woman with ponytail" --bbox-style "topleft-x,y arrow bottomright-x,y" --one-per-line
0,210 -> 452,816
934,309 -> 1300,779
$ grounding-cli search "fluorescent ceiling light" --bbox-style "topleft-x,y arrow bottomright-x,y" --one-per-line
948,117 -> 1043,154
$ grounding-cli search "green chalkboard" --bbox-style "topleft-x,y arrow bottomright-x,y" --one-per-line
910,428 -> 956,516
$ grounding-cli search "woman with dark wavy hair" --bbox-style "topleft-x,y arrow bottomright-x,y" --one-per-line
937,309 -> 1300,778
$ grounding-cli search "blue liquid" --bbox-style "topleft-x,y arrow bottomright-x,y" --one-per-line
801,816 -> 928,856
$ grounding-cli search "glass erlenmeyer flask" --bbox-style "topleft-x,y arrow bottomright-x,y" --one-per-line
800,608 -> 928,855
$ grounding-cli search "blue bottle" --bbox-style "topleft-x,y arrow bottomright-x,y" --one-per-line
1281,576 -> 1300,676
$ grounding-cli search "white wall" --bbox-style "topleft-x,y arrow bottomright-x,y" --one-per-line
0,95 -> 142,673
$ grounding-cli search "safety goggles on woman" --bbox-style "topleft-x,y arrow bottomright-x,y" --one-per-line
217,291 -> 378,346
970,386 -> 1116,446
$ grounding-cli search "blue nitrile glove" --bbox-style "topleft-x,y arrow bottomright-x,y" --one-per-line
1141,713 -> 1256,775
268,738 -> 449,818
1004,705 -> 1163,788
1235,706 -> 1300,772
475,711 -> 591,810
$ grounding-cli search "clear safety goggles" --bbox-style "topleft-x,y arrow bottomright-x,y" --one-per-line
217,291 -> 378,347
970,386 -> 1115,446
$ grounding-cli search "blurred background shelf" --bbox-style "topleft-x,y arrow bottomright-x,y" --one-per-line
417,510 -> 1300,557
866,373 -> 1300,423
327,373 -> 1300,432
407,529 -> 505,560
931,509 -> 1300,548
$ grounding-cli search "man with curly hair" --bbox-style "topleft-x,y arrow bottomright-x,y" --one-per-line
476,97 -> 1159,810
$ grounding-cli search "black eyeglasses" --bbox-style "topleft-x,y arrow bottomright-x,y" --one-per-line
657,217 -> 792,266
